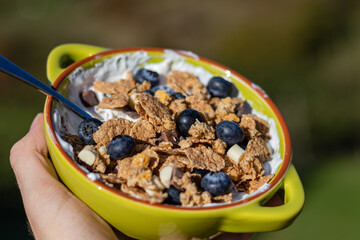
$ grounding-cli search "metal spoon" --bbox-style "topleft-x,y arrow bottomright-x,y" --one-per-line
0,55 -> 92,119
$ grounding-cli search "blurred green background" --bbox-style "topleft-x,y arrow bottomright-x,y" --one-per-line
1,0 -> 359,239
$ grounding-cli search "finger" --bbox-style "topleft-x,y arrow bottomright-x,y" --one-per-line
10,113 -> 57,193
23,113 -> 48,155
10,113 -> 47,166
10,113 -> 119,240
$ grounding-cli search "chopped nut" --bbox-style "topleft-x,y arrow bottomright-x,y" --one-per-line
159,166 -> 173,188
78,146 -> 98,166
227,144 -> 245,165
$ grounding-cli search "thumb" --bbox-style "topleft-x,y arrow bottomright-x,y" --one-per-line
10,113 -> 119,240
10,113 -> 57,192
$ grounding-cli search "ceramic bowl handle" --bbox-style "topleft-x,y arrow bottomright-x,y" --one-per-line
46,44 -> 107,84
221,165 -> 305,233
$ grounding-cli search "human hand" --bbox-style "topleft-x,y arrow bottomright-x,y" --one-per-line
10,113 -> 119,240
10,113 -> 260,240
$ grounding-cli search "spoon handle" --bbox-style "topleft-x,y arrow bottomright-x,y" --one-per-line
0,55 -> 92,119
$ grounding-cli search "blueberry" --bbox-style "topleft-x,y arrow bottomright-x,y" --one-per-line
207,76 -> 233,98
201,171 -> 231,196
176,109 -> 203,137
152,85 -> 174,94
215,121 -> 244,146
78,118 -> 103,145
107,135 -> 135,160
134,68 -> 160,87
142,90 -> 154,96
164,186 -> 182,205
172,92 -> 186,100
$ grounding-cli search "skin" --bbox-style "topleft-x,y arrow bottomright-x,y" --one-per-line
10,113 -> 118,240
10,113 -> 269,240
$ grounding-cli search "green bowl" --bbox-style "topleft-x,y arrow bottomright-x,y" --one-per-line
44,43 -> 304,240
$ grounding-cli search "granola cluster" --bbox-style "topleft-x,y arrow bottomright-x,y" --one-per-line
66,70 -> 274,207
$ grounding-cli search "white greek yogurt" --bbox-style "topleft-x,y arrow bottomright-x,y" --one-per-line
52,50 -> 283,205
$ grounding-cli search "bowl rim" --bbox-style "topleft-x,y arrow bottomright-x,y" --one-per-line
45,47 -> 292,211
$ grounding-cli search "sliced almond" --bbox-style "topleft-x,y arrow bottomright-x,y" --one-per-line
226,144 -> 245,165
159,166 -> 174,188
78,146 -> 98,166
153,176 -> 165,190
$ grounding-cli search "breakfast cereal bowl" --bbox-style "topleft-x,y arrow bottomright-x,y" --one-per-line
44,43 -> 304,240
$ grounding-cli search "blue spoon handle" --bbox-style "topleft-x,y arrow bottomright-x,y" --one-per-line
0,55 -> 92,119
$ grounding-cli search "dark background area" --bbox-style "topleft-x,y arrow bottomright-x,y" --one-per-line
1,0 -> 359,239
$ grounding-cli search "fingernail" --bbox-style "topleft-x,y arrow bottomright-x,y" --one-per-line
30,113 -> 42,131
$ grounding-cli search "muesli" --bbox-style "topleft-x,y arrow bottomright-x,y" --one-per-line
55,51 -> 282,207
